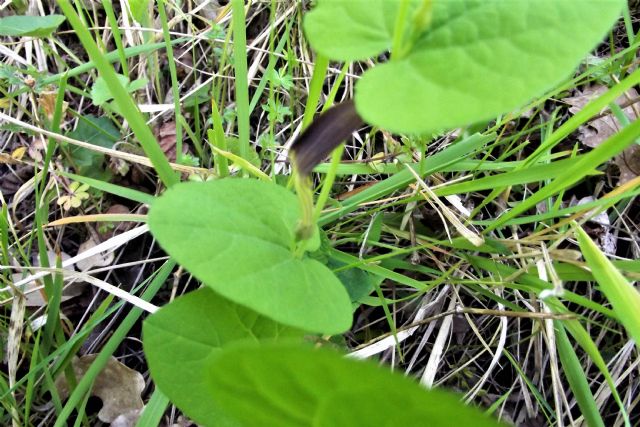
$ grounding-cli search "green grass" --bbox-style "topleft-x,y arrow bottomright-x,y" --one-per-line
0,1 -> 639,426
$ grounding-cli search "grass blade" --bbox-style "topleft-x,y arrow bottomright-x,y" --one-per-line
575,224 -> 640,347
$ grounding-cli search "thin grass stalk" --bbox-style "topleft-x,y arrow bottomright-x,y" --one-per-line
58,0 -> 179,187
231,0 -> 251,164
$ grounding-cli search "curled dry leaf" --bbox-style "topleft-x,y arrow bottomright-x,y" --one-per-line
155,121 -> 188,162
37,89 -> 67,122
614,144 -> 640,185
76,236 -> 115,271
28,136 -> 46,162
110,408 -> 144,427
564,85 -> 640,148
56,355 -> 145,423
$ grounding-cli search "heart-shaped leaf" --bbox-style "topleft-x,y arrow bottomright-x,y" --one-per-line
148,179 -> 353,334
143,288 -> 303,426
304,0 -> 624,133
206,343 -> 504,426
0,14 -> 65,38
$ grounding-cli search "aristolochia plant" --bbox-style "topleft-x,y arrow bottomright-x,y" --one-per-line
143,1 -> 624,425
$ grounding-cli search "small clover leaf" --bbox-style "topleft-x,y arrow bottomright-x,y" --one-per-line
57,181 -> 90,211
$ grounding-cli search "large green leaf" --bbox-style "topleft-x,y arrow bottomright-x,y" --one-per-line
148,179 -> 353,334
304,0 -> 624,133
206,344 -> 504,426
143,288 -> 303,426
303,0 -> 416,62
0,14 -> 65,37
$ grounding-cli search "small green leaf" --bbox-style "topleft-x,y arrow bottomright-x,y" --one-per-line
148,179 -> 353,334
329,259 -> 380,303
91,75 -> 128,106
66,115 -> 119,178
143,288 -> 303,426
90,75 -> 148,107
206,344 -> 504,426
0,14 -> 65,37
576,225 -> 640,348
304,0 -> 624,133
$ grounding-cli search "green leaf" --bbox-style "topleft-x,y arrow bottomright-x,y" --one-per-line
148,179 -> 353,334
329,259 -> 380,303
128,0 -> 151,25
66,115 -> 119,178
143,288 -> 303,426
206,344 -> 504,426
554,321 -> 604,427
576,225 -> 640,348
225,137 -> 260,167
0,14 -> 65,37
303,0 -> 413,62
304,0 -> 624,133
91,75 -> 147,107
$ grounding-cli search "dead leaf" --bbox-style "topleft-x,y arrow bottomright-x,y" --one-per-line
0,152 -> 19,165
11,251 -> 84,307
110,408 -> 144,427
194,0 -> 221,20
37,90 -> 58,122
614,144 -> 640,185
56,355 -> 145,423
96,204 -> 134,241
76,237 -> 115,271
155,121 -> 188,162
11,147 -> 27,161
564,85 -> 640,148
572,196 -> 617,255
28,137 -> 46,162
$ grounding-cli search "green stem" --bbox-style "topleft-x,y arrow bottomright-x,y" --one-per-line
157,0 -> 184,163
231,0 -> 251,165
391,0 -> 412,60
301,54 -> 329,129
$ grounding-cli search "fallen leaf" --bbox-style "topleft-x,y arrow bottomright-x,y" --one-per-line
614,144 -> 640,185
0,152 -> 19,164
572,196 -> 617,255
11,250 -> 84,307
76,237 -> 115,271
38,89 -> 67,122
564,85 -> 640,148
27,137 -> 46,162
96,204 -> 134,241
56,355 -> 145,423
155,121 -> 188,162
11,146 -> 26,161
110,408 -> 144,427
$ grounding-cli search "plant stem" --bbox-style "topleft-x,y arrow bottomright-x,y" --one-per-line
391,0 -> 412,60
231,0 -> 251,166
302,54 -> 329,129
